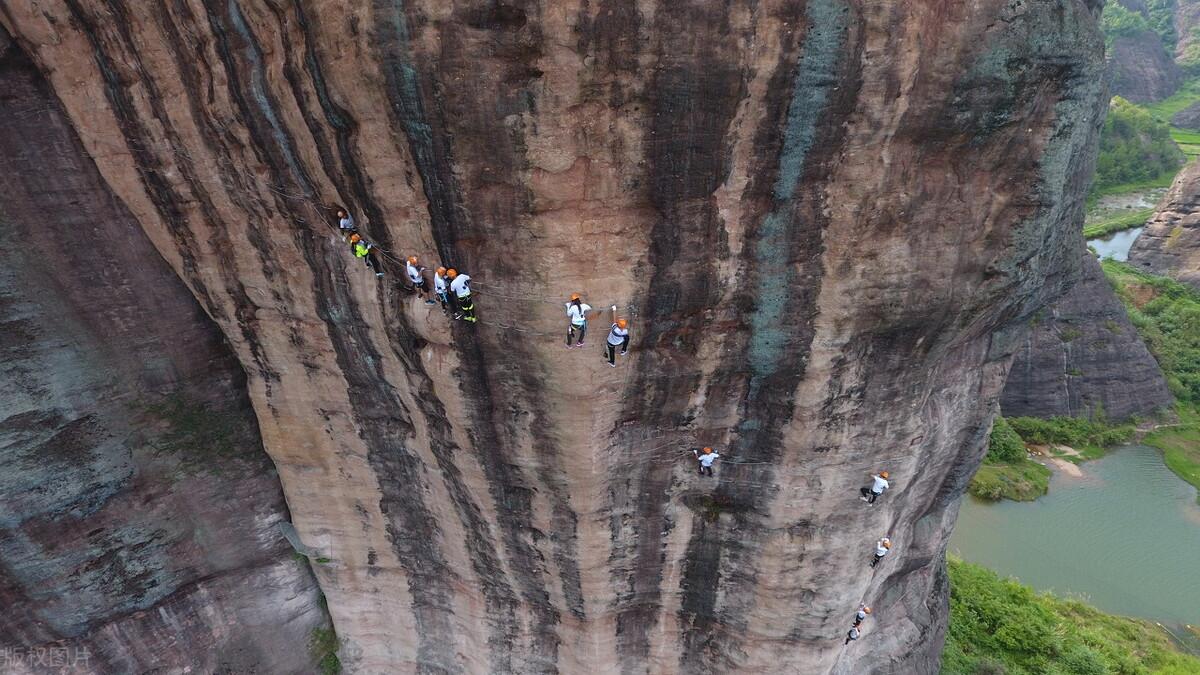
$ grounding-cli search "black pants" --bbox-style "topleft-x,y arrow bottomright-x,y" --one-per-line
845,635 -> 856,645
412,279 -> 428,297
605,338 -> 628,364
437,290 -> 453,313
567,322 -> 587,345
860,487 -> 880,504
870,554 -> 884,568
457,293 -> 476,322
365,252 -> 382,274
853,617 -> 864,628
698,463 -> 713,476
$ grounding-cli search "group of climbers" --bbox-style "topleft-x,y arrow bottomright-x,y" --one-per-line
845,470 -> 895,647
334,208 -> 477,322
333,208 -> 905,651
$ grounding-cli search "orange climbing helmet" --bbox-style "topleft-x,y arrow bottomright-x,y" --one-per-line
436,266 -> 447,276
883,541 -> 892,548
863,607 -> 872,614
408,256 -> 418,265
570,293 -> 581,301
703,447 -> 712,453
447,268 -> 458,279
349,233 -> 361,243
879,471 -> 889,479
617,319 -> 628,329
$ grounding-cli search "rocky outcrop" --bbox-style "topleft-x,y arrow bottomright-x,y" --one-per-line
1001,250 -> 1174,421
1175,0 -> 1200,63
0,27 -> 328,673
1130,157 -> 1200,288
1171,100 -> 1200,129
0,1 -> 1107,673
1109,30 -> 1183,103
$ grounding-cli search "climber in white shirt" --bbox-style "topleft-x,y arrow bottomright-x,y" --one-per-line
406,256 -> 435,304
694,447 -> 720,477
565,294 -> 593,348
859,471 -> 890,504
870,537 -> 891,568
604,306 -> 629,367
448,269 -> 475,323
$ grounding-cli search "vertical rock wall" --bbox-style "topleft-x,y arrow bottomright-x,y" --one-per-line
1130,157 -> 1200,289
0,27 -> 327,674
0,1 -> 1107,673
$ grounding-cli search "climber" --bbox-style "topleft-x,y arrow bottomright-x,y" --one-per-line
336,208 -> 356,234
434,267 -> 454,314
448,268 -> 475,323
350,234 -> 384,277
604,308 -> 629,367
693,447 -> 720,476
859,470 -> 890,504
870,537 -> 892,568
565,294 -> 592,347
406,256 -> 435,304
845,626 -> 860,646
853,604 -> 871,627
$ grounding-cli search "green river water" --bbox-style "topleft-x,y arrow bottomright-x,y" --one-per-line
950,445 -> 1200,634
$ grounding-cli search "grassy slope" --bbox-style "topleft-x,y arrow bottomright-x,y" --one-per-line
1082,206 -> 1154,238
1102,260 -> 1200,498
943,558 -> 1200,675
968,459 -> 1051,502
1145,80 -> 1200,158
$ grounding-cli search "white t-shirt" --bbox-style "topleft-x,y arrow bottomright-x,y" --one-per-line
406,263 -> 423,284
434,274 -> 447,293
871,475 -> 889,493
875,542 -> 890,557
450,274 -> 471,298
856,610 -> 867,622
698,452 -> 720,467
565,302 -> 591,326
338,214 -> 355,230
607,324 -> 629,346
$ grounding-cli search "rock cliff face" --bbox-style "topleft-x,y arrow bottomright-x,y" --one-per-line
1000,250 -> 1174,421
0,1 -> 1106,673
1109,31 -> 1183,103
1131,158 -> 1200,288
0,27 -> 328,674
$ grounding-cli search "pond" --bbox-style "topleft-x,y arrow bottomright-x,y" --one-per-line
950,445 -> 1200,635
1088,226 -> 1143,262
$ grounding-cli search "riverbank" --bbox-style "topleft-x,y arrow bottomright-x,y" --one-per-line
943,558 -> 1200,675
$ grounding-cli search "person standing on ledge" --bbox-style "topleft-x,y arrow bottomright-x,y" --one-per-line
406,256 -> 435,304
434,267 -> 453,315
604,306 -> 629,367
336,208 -> 355,235
859,471 -> 889,504
350,234 -> 383,277
693,447 -> 721,476
448,269 -> 475,323
565,293 -> 592,348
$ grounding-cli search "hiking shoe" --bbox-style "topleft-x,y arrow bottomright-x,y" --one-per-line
608,362 -> 616,368
425,299 -> 436,304
464,316 -> 477,323
860,496 -> 870,502
375,272 -> 384,277
576,342 -> 585,347
454,313 -> 463,320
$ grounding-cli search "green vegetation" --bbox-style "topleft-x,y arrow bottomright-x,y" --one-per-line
986,417 -> 1026,463
1104,260 -> 1200,405
1102,260 -> 1200,497
969,461 -> 1051,502
943,558 -> 1200,675
1007,415 -> 1136,459
1082,207 -> 1154,239
1094,97 -> 1187,196
1142,80 -> 1200,157
309,626 -> 341,675
1099,3 -> 1151,47
968,418 -> 1051,502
